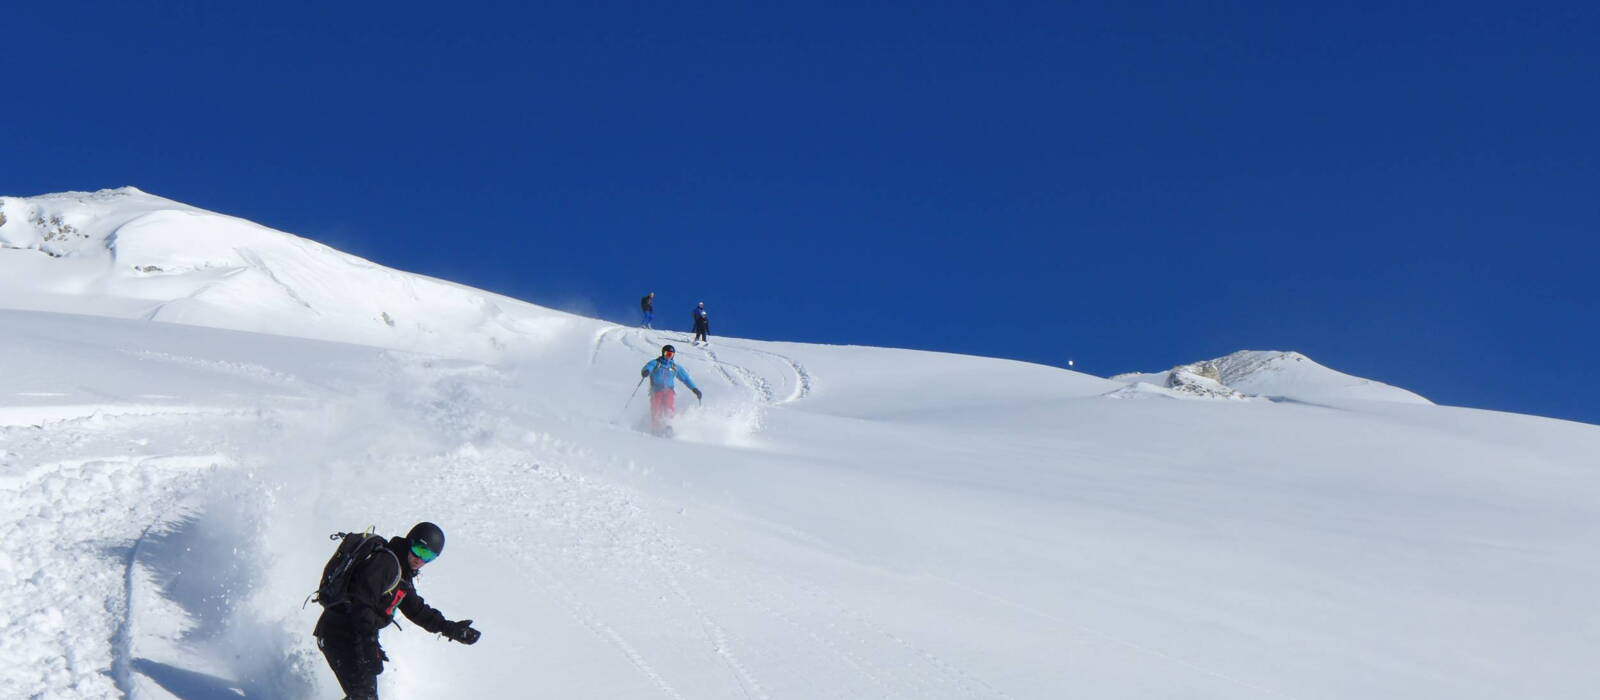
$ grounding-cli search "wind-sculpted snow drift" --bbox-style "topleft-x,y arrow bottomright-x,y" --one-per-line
2,189 -> 1598,699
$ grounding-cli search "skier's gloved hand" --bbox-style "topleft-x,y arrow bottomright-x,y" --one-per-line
640,369 -> 649,378
361,638 -> 387,675
442,619 -> 481,645
692,388 -> 703,400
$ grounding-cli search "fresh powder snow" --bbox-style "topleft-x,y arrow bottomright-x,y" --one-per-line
2,189 -> 1597,699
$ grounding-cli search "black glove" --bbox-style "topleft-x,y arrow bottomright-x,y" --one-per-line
691,388 -> 702,400
361,638 -> 387,675
641,369 -> 649,378
442,619 -> 481,645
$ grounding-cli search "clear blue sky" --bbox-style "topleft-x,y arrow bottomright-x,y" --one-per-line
6,2 -> 1596,424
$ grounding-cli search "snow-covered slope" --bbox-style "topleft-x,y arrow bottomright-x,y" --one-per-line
3,190 -> 1597,699
0,188 -> 580,360
1113,350 -> 1433,404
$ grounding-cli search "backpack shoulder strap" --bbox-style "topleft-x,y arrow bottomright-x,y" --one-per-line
374,546 -> 403,595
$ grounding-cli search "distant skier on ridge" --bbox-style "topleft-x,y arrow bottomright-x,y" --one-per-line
640,344 -> 701,436
640,292 -> 655,329
691,301 -> 709,345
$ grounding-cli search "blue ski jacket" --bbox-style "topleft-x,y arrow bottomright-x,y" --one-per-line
642,357 -> 699,393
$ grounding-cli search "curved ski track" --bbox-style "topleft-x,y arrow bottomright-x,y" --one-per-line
596,326 -> 812,406
0,410 -> 234,698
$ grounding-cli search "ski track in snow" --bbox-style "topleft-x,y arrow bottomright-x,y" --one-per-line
716,342 -> 813,403
718,580 -> 905,698
649,557 -> 766,700
694,339 -> 813,404
602,326 -> 810,406
125,349 -> 306,389
600,502 -> 1010,699
0,411 -> 231,698
528,551 -> 689,700
699,338 -> 812,404
701,345 -> 768,402
111,523 -> 154,698
436,456 -> 700,700
935,577 -> 1299,700
783,581 -> 1014,699
589,326 -> 621,368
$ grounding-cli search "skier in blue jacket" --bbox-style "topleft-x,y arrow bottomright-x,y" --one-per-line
640,345 -> 701,435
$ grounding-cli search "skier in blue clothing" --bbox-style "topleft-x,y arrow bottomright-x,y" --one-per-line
640,344 -> 701,435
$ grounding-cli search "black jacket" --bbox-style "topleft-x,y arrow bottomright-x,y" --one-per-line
315,536 -> 449,639
641,295 -> 654,312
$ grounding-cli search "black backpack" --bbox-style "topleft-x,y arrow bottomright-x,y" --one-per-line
311,528 -> 401,610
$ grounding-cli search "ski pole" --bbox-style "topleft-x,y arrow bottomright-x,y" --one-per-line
623,375 -> 646,410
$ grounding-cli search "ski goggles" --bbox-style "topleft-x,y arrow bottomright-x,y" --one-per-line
410,542 -> 439,563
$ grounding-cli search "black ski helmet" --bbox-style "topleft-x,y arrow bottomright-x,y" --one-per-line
661,344 -> 676,355
406,521 -> 445,560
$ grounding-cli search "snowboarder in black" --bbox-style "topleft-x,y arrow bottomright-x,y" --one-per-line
640,292 -> 655,329
313,522 -> 480,700
691,302 -> 709,344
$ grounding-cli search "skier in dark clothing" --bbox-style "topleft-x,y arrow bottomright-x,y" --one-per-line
640,292 -> 655,329
314,522 -> 480,700
691,302 -> 709,344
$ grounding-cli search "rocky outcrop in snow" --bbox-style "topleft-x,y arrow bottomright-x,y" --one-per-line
1111,350 -> 1431,404
1164,361 -> 1249,400
0,188 -> 185,257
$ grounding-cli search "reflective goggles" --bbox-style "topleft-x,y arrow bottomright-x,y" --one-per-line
410,542 -> 439,563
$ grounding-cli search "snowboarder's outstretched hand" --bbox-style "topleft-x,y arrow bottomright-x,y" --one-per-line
442,619 -> 481,645
692,388 -> 703,400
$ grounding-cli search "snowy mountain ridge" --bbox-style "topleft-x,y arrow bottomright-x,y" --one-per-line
0,187 -> 580,360
0,187 -> 197,256
3,188 -> 1597,700
4,189 -> 1424,399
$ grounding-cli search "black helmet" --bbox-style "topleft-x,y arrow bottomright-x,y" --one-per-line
661,344 -> 676,355
406,521 -> 445,562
